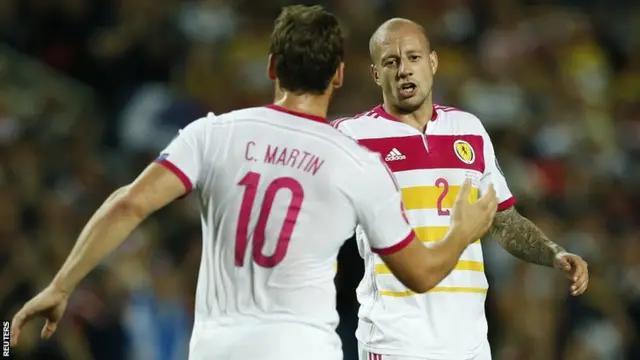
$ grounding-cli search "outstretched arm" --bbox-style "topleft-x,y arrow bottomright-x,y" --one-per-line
51,163 -> 187,293
12,117 -> 207,346
11,163 -> 187,345
490,206 -> 589,296
489,206 -> 564,267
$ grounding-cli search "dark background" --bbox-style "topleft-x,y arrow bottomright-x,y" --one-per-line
0,0 -> 639,359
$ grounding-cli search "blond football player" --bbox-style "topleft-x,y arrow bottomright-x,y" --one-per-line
333,18 -> 589,360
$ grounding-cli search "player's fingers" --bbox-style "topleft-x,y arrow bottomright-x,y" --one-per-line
484,198 -> 497,224
570,261 -> 586,282
571,279 -> 588,296
10,327 -> 20,347
41,320 -> 58,339
570,269 -> 588,293
478,184 -> 497,208
578,278 -> 589,295
456,179 -> 472,203
485,184 -> 496,200
10,310 -> 27,346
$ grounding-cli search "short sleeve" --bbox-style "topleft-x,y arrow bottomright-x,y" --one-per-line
480,129 -> 516,211
155,116 -> 210,193
346,152 -> 414,255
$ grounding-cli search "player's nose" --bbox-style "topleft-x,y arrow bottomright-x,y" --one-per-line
398,60 -> 413,77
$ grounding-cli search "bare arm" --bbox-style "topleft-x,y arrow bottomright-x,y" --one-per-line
52,163 -> 186,293
489,207 -> 565,267
379,230 -> 470,293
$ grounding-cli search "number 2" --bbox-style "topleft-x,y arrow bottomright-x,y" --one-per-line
235,172 -> 304,268
435,177 -> 450,216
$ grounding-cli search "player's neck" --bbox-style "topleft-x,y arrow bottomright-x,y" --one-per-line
383,100 -> 433,132
274,92 -> 330,120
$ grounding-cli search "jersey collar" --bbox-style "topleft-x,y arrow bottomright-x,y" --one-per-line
372,104 -> 438,122
266,104 -> 328,124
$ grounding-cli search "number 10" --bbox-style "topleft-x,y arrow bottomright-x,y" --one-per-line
235,172 -> 304,268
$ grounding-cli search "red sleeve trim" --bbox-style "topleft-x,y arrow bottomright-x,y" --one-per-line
371,230 -> 415,256
497,197 -> 516,211
156,159 -> 193,193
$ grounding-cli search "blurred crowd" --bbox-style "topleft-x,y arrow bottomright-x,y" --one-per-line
0,0 -> 639,359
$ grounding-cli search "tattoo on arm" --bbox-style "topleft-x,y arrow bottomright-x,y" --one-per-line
489,207 -> 566,267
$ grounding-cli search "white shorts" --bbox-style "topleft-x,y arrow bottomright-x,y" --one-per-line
358,341 -> 491,360
189,322 -> 342,360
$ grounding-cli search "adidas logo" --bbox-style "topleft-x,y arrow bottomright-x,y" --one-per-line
385,148 -> 406,161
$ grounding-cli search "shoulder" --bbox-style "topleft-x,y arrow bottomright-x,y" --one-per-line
189,107 -> 294,130
209,107 -> 265,123
434,104 -> 481,124
331,107 -> 381,130
331,106 -> 400,141
433,104 -> 490,137
177,112 -> 217,137
318,126 -> 387,171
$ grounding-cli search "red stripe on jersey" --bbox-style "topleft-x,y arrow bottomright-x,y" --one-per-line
498,196 -> 516,211
331,117 -> 349,128
371,230 -> 414,256
358,135 -> 486,173
266,104 -> 327,124
156,159 -> 193,193
434,104 -> 461,112
332,109 -> 373,128
373,104 -> 438,122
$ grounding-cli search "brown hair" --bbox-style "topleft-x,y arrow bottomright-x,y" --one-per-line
270,5 -> 345,95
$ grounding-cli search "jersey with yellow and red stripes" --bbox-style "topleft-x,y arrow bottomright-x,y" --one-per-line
332,104 -> 516,359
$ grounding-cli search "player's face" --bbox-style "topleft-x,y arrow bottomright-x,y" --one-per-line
372,27 -> 437,113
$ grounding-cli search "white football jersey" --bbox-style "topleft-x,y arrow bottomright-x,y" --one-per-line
333,104 -> 515,359
156,105 -> 415,360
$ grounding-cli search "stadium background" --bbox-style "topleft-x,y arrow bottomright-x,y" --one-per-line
0,0 -> 639,359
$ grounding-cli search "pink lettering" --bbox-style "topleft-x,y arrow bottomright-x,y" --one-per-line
275,148 -> 288,165
265,145 -> 278,164
245,141 -> 256,161
263,146 -> 324,176
287,149 -> 300,167
297,151 -> 311,169
308,157 -> 325,175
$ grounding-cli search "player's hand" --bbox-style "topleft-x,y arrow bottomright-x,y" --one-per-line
11,284 -> 69,346
450,179 -> 498,244
554,252 -> 589,296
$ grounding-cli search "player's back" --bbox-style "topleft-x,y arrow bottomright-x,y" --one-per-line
182,105 -> 366,359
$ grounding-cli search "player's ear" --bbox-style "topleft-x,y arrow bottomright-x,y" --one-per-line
370,64 -> 381,86
267,54 -> 277,81
332,62 -> 344,89
429,51 -> 438,76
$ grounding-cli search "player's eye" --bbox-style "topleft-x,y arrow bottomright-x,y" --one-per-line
410,55 -> 420,61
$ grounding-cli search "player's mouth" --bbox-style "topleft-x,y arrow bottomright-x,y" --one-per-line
398,82 -> 417,98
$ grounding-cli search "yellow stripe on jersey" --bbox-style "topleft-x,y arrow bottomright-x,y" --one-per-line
414,226 -> 480,245
379,287 -> 488,297
377,186 -> 485,297
401,186 -> 478,210
374,260 -> 484,275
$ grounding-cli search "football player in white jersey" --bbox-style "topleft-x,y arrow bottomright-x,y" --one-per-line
333,18 -> 590,360
10,7 -> 501,360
